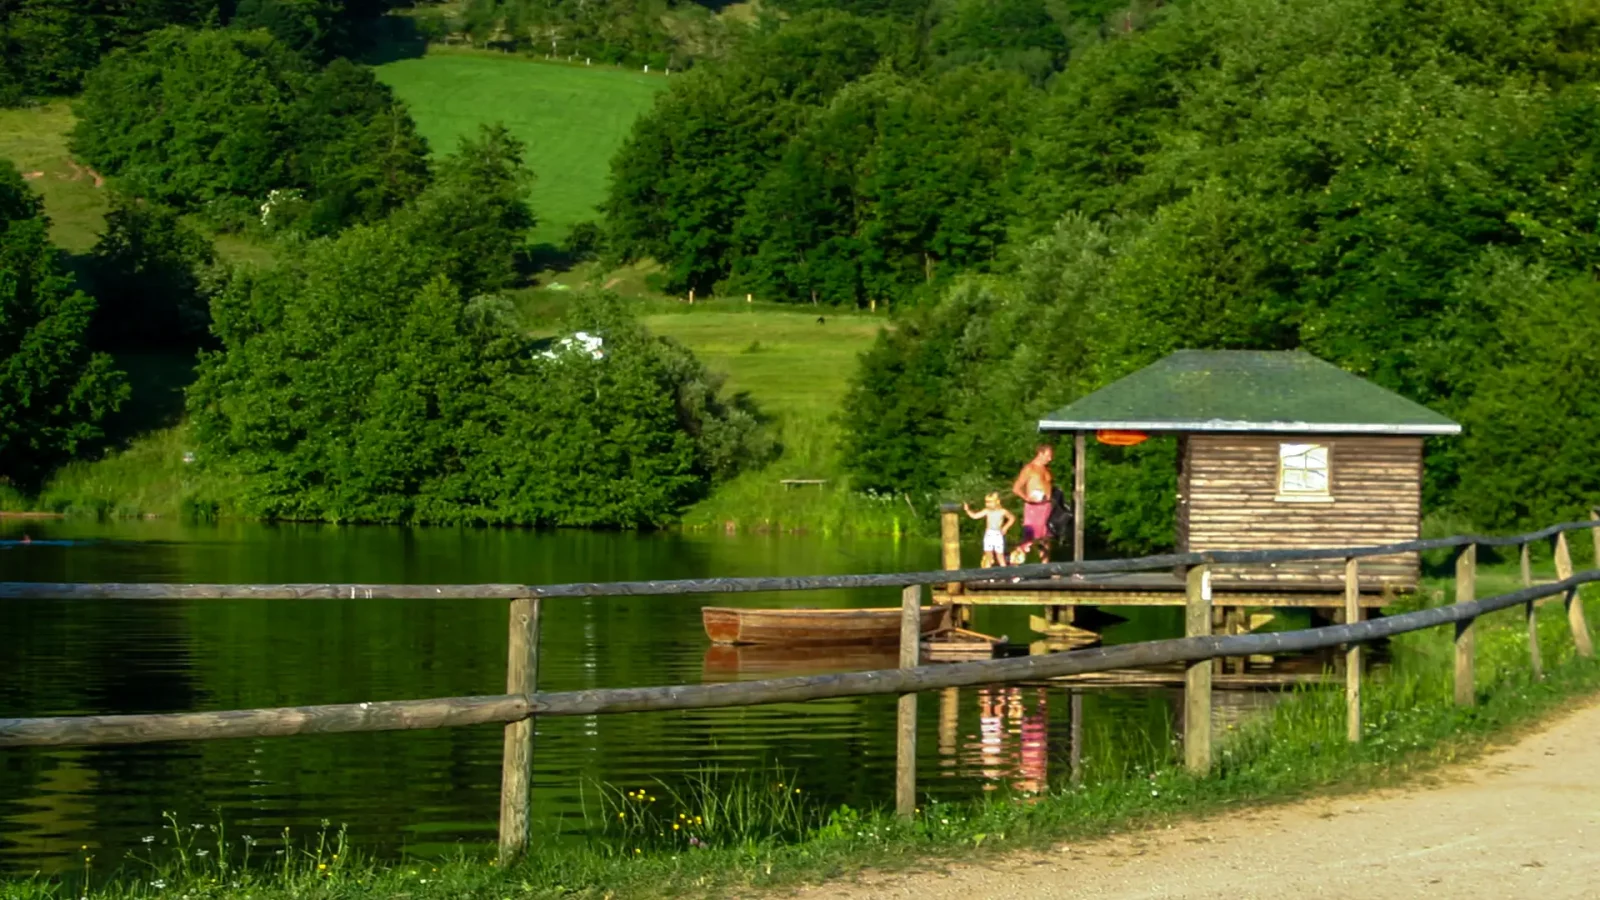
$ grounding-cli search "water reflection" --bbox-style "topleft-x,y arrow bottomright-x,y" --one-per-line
1,518 -> 1359,874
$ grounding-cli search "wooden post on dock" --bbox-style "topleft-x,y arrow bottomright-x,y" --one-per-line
896,584 -> 920,819
1555,531 -> 1593,658
498,597 -> 541,864
1344,557 -> 1361,743
1184,565 -> 1211,775
1072,433 -> 1086,564
1454,545 -> 1476,707
939,505 -> 965,625
1521,542 -> 1542,680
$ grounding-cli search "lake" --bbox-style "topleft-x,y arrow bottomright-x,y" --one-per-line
1,518 -> 1192,874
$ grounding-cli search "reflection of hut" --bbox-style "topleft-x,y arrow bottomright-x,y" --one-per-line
939,350 -> 1460,617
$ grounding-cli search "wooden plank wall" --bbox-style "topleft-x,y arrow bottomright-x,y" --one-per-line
1186,435 -> 1422,588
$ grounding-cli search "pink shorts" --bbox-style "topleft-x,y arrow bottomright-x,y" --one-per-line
1022,502 -> 1050,542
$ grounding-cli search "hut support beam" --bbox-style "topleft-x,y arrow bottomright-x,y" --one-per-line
1073,432 -> 1086,564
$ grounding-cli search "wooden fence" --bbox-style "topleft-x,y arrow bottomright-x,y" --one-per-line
4,514 -> 1600,864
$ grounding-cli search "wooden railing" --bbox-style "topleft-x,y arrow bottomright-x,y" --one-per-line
4,514 -> 1600,863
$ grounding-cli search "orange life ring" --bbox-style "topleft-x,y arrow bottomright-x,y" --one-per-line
1096,429 -> 1149,447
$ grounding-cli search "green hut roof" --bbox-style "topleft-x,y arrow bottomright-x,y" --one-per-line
1038,350 -> 1460,435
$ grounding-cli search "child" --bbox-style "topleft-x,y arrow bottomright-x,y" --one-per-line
963,493 -> 1016,568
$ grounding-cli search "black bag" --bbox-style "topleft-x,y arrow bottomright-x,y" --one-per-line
1047,485 -> 1073,541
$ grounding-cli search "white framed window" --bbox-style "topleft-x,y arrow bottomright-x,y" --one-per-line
1277,442 -> 1333,502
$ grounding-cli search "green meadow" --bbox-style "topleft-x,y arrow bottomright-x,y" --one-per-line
375,50 -> 666,244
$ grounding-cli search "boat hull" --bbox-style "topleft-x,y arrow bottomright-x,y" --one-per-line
702,606 -> 950,646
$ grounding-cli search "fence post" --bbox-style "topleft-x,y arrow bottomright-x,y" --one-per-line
896,584 -> 920,819
498,597 -> 541,865
1521,542 -> 1542,680
1555,532 -> 1593,658
1184,564 -> 1211,775
1454,545 -> 1476,707
1344,557 -> 1361,743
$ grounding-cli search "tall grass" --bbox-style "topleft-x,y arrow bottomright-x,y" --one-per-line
583,767 -> 822,855
28,425 -> 234,519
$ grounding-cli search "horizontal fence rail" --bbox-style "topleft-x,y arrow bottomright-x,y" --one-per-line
6,512 -> 1599,862
4,518 -> 1599,602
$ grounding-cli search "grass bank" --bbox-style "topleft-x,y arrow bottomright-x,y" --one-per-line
7,567 -> 1598,900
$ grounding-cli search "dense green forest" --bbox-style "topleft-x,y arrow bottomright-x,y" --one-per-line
828,0 -> 1600,549
6,0 -> 1600,538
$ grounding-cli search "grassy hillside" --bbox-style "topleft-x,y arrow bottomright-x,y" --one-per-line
640,302 -> 911,535
375,50 -> 665,244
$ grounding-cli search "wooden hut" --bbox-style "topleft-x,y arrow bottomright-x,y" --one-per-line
937,350 -> 1460,618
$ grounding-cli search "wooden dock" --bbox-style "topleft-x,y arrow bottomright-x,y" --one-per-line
936,570 -> 1394,609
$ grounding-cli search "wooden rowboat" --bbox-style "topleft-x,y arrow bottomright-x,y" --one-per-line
702,606 -> 951,646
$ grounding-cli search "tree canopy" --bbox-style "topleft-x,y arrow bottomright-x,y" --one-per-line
71,28 -> 429,231
0,162 -> 127,489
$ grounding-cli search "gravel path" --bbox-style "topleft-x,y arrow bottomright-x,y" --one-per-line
792,699 -> 1600,899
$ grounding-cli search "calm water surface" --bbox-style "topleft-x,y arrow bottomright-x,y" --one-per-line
1,519 -> 1195,874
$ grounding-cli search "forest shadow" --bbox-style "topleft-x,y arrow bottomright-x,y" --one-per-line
355,16 -> 430,66
104,353 -> 198,446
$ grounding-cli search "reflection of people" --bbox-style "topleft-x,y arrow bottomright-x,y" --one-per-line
964,493 -> 1016,568
1016,687 -> 1048,795
1011,445 -> 1054,562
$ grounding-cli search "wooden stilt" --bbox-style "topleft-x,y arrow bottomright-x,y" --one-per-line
1184,565 -> 1211,775
938,687 -> 958,761
498,597 -> 541,865
939,505 -> 964,624
896,585 -> 920,819
1555,532 -> 1593,658
1345,557 -> 1361,743
1454,545 -> 1476,707
1223,607 -> 1245,675
1072,433 -> 1086,564
1521,542 -> 1542,680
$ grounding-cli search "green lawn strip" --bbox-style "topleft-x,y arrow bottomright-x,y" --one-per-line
10,582 -> 1597,900
375,51 -> 665,245
0,101 -> 109,253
